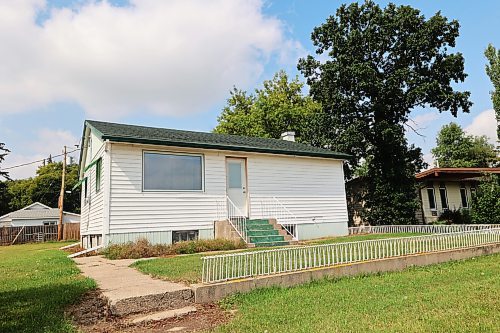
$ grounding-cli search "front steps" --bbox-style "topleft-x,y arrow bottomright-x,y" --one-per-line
246,219 -> 296,247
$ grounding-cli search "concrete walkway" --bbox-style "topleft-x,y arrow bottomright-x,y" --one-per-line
74,256 -> 194,316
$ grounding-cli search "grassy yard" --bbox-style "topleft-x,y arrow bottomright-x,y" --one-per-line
133,233 -> 424,283
213,253 -> 500,333
0,242 -> 95,333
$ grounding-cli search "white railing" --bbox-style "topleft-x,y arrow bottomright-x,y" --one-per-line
201,228 -> 500,283
348,224 -> 500,235
260,197 -> 298,240
217,196 -> 248,243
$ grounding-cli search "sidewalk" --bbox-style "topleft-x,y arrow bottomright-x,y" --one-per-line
74,256 -> 194,316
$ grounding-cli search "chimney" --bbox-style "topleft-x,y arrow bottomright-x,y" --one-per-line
281,131 -> 295,142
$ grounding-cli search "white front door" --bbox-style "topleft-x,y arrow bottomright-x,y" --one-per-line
226,158 -> 248,216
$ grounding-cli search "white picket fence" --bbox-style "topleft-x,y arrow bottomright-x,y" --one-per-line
201,228 -> 500,284
348,224 -> 500,235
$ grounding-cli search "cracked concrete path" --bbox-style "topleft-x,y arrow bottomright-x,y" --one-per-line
74,256 -> 194,316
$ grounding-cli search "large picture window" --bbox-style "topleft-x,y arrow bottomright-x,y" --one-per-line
143,152 -> 203,191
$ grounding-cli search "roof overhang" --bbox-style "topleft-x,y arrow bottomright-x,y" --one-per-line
416,167 -> 500,181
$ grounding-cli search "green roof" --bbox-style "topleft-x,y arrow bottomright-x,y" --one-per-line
85,120 -> 350,160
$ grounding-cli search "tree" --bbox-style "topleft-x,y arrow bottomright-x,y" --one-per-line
298,1 -> 471,224
214,71 -> 322,143
470,174 -> 500,224
431,122 -> 496,167
7,162 -> 81,213
485,44 -> 500,144
0,142 -> 9,180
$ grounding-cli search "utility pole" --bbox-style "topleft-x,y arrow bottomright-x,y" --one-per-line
58,146 -> 67,241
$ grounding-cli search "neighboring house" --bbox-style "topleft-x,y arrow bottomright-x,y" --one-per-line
77,120 -> 351,249
0,202 -> 80,227
416,167 -> 500,224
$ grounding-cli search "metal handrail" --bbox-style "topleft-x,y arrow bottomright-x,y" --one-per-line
201,228 -> 500,283
260,197 -> 298,240
348,224 -> 500,235
223,196 -> 248,243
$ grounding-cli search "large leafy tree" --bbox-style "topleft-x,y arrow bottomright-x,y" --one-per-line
298,1 -> 471,224
8,162 -> 81,214
214,70 -> 322,143
485,44 -> 500,144
431,122 -> 496,167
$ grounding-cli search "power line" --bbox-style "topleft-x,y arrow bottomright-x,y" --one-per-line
0,148 -> 80,171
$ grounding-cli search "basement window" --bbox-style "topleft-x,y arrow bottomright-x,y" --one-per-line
172,230 -> 199,243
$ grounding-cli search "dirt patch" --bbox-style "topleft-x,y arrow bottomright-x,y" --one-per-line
66,289 -> 110,326
76,303 -> 231,333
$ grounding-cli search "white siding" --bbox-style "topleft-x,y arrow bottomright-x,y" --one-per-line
108,143 -> 348,236
80,142 -> 106,236
247,155 -> 348,225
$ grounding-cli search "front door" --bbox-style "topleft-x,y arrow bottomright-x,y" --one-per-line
226,158 -> 248,216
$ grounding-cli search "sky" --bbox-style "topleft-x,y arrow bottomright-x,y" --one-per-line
0,0 -> 499,179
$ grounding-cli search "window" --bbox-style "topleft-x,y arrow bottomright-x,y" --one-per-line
143,152 -> 203,191
172,230 -> 199,243
84,178 -> 88,202
470,185 -> 477,198
439,183 -> 448,210
228,162 -> 242,188
43,221 -> 56,226
426,186 -> 436,211
95,159 -> 102,192
460,183 -> 468,208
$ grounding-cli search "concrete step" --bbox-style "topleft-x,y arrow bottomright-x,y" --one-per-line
249,235 -> 285,243
127,306 -> 197,324
247,229 -> 279,236
246,224 -> 275,231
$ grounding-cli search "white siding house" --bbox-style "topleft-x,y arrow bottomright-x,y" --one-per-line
78,120 -> 350,248
0,202 -> 80,227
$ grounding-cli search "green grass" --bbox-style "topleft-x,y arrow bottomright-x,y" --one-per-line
213,253 -> 500,333
0,242 -> 96,333
133,233 -> 425,284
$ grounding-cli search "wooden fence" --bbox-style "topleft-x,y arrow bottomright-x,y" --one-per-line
0,223 -> 80,246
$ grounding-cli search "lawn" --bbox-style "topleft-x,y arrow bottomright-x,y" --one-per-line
0,242 -> 96,333
133,233 -> 425,283
213,253 -> 500,333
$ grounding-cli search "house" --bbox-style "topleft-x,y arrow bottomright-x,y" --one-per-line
416,167 -> 500,224
0,202 -> 80,227
346,167 -> 500,225
77,120 -> 351,249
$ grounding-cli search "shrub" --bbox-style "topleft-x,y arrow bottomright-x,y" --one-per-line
437,209 -> 472,225
102,238 -> 246,260
470,174 -> 500,224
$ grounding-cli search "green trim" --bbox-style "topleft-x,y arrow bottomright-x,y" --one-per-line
72,176 -> 87,190
84,157 -> 102,172
104,136 -> 350,160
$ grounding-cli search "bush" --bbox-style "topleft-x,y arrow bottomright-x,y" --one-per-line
437,208 -> 472,225
470,174 -> 500,224
102,238 -> 246,260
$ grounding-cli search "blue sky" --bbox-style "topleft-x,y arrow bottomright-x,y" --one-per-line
0,0 -> 498,179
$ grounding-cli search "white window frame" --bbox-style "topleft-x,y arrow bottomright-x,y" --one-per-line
142,150 -> 205,192
460,183 -> 469,208
426,185 -> 437,211
438,183 -> 448,210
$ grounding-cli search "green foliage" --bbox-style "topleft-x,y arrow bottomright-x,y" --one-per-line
470,174 -> 500,224
298,1 -> 471,224
102,238 -> 247,260
0,142 -> 9,180
431,122 -> 496,167
214,70 -> 322,143
6,162 -> 81,214
437,208 -> 472,225
485,44 -> 500,143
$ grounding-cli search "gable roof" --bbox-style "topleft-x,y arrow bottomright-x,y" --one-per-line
84,120 -> 351,160
0,202 -> 80,221
416,167 -> 500,180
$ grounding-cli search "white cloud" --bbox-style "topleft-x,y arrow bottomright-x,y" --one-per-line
465,109 -> 498,145
2,129 -> 79,179
0,0 -> 299,119
411,111 -> 440,129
